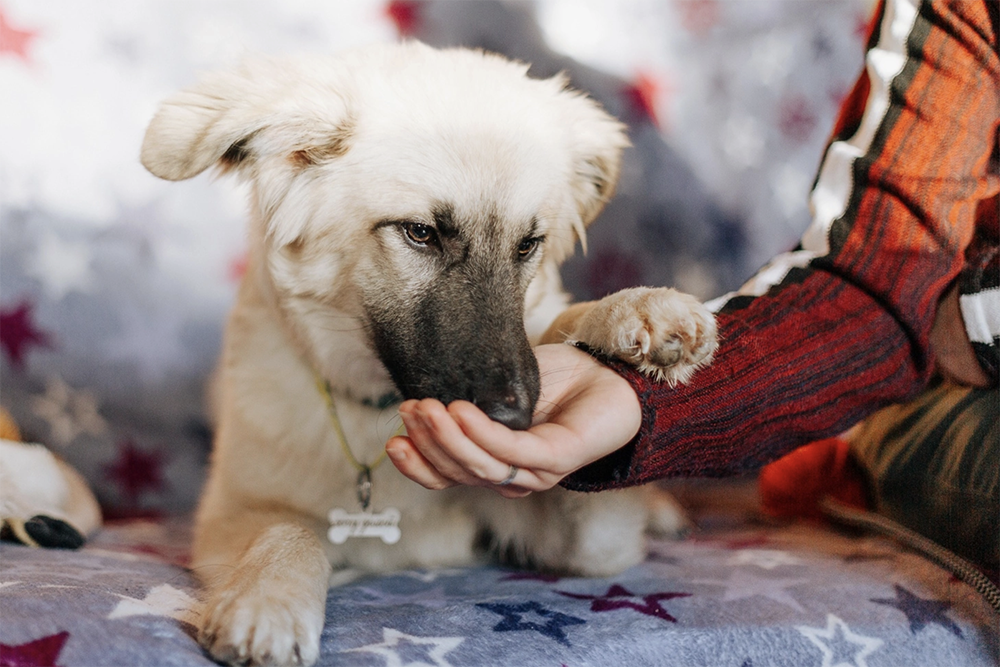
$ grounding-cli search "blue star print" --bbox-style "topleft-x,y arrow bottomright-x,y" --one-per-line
476,601 -> 586,646
870,585 -> 963,637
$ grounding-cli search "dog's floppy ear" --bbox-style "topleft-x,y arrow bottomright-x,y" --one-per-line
558,80 -> 629,245
140,57 -> 353,182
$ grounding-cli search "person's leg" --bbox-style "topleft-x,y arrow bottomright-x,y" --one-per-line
848,379 -> 998,568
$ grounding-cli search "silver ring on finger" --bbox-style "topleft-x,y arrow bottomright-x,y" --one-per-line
497,464 -> 519,486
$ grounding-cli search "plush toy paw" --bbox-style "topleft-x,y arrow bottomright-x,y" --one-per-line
1,515 -> 86,549
0,438 -> 102,547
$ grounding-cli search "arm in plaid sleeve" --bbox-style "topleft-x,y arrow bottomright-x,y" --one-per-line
562,0 -> 1000,491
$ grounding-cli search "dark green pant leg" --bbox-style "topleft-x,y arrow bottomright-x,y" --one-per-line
849,380 -> 999,568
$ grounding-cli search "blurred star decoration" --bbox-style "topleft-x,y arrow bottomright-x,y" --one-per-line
0,6 -> 39,62
0,299 -> 54,370
30,375 -> 108,447
104,437 -> 167,509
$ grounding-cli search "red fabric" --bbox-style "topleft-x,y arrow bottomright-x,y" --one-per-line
758,438 -> 871,520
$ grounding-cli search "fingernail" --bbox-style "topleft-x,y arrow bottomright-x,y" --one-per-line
385,445 -> 406,463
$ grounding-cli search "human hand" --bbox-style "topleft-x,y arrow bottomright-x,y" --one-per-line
385,343 -> 642,498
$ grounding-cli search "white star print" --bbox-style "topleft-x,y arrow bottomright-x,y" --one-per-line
695,570 -> 807,612
772,164 -> 811,217
397,568 -> 465,583
722,114 -> 765,169
796,614 -> 883,667
104,307 -> 189,383
108,584 -> 201,625
343,627 -> 464,667
355,585 -> 449,609
728,549 -> 803,570
750,33 -> 794,88
30,376 -> 107,447
25,231 -> 96,300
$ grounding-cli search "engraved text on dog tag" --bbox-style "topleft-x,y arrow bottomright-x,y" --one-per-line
327,507 -> 401,544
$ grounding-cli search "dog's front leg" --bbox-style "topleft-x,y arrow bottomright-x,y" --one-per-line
541,286 -> 717,386
195,514 -> 331,667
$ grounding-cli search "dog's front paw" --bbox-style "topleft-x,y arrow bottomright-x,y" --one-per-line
200,582 -> 324,667
200,589 -> 323,667
573,286 -> 717,385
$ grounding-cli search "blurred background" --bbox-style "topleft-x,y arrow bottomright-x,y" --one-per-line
0,0 -> 871,516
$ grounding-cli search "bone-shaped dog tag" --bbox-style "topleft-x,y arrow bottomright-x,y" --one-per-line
327,507 -> 401,544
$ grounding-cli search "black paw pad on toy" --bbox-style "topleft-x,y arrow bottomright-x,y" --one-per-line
1,515 -> 86,550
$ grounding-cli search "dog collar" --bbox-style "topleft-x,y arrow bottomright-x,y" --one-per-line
316,375 -> 405,545
314,374 -> 405,511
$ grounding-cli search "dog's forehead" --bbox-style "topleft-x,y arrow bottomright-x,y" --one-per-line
349,121 -> 565,232
339,63 -> 572,231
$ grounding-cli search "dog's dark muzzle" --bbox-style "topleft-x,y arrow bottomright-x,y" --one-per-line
369,282 -> 541,431
467,365 -> 538,431
387,343 -> 540,432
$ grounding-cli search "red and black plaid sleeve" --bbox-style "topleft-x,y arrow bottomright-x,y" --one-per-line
563,0 -> 1000,491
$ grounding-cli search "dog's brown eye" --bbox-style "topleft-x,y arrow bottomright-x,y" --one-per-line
403,223 -> 437,246
517,237 -> 540,259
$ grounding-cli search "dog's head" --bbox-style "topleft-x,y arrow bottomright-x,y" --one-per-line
141,42 -> 627,430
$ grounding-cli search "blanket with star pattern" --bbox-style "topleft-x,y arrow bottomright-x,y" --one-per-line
2,3 -> 997,665
2,505 -> 996,667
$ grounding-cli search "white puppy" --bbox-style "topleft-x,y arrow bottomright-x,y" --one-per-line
142,42 -> 715,666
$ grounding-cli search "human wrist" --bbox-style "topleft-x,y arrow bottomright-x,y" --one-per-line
557,342 -> 648,490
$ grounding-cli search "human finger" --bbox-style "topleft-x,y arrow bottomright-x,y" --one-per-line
404,400 -> 561,492
398,402 -> 487,487
385,435 -> 457,490
493,482 -> 534,499
409,399 -> 542,486
446,400 -> 577,477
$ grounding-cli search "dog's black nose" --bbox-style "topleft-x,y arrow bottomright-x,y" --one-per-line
476,387 -> 534,431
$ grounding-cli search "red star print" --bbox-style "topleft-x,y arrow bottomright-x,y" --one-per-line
621,71 -> 671,130
855,11 -> 874,42
675,0 -> 720,37
227,251 -> 249,282
724,534 -> 770,549
104,438 -> 167,505
557,584 -> 691,623
0,631 -> 69,667
777,95 -> 817,143
0,300 -> 54,370
828,84 -> 850,109
0,8 -> 40,62
385,1 -> 424,36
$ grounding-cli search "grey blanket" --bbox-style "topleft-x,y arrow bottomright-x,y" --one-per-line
2,513 -> 996,667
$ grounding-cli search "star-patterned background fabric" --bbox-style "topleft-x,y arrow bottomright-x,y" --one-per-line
3,1 -> 998,666
2,497 -> 997,666
1,0 -> 871,517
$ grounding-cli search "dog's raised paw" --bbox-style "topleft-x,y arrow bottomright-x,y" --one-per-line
573,286 -> 717,386
200,585 -> 324,667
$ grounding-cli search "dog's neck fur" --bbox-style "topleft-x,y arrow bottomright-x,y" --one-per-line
245,240 -> 398,406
